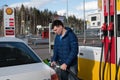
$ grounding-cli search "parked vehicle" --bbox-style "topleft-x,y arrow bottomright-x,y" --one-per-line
0,37 -> 58,80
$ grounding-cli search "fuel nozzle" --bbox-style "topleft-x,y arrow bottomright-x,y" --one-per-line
107,22 -> 114,44
108,22 -> 114,31
101,23 -> 107,43
101,23 -> 107,31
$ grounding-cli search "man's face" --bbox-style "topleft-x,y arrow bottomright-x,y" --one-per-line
53,25 -> 63,35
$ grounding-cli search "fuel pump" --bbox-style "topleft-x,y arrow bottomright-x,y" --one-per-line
99,0 -> 117,80
99,0 -> 109,79
77,0 -> 120,80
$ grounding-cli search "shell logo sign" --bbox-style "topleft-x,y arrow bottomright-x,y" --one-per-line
6,8 -> 13,15
4,7 -> 15,37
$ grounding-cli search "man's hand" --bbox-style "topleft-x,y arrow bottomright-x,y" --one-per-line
60,63 -> 67,70
51,61 -> 56,67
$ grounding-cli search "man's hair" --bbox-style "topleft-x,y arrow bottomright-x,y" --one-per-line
51,20 -> 64,29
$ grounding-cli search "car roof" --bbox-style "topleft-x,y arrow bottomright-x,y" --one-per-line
0,37 -> 25,43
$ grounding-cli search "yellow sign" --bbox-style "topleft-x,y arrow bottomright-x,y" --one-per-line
117,0 -> 120,11
6,8 -> 13,15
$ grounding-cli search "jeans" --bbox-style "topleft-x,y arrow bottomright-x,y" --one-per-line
56,64 -> 78,80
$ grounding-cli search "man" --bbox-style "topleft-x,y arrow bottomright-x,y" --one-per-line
51,20 -> 78,80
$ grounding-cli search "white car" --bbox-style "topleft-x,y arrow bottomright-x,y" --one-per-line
0,37 -> 58,80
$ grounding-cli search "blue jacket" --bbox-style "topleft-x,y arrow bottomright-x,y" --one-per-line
51,27 -> 78,66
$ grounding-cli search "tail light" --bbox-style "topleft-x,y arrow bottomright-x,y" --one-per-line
51,73 -> 59,80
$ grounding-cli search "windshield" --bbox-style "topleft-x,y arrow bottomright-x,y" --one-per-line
0,42 -> 41,67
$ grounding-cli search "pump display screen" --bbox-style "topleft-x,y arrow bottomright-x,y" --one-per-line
91,16 -> 96,21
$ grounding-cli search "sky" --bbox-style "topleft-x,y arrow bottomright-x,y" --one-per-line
0,0 -> 98,19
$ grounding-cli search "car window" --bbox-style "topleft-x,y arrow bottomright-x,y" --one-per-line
0,42 -> 41,67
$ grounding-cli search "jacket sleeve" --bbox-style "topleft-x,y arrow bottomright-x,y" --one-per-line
65,33 -> 78,66
51,37 -> 58,62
